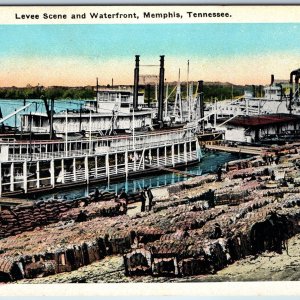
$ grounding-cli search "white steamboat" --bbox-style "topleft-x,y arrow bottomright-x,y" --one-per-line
0,55 -> 201,197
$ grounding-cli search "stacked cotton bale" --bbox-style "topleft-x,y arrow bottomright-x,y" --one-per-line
223,200 -> 295,256
225,156 -> 266,171
226,166 -> 268,180
0,193 -> 298,281
258,187 -> 300,198
23,260 -> 56,279
127,192 -> 142,204
0,257 -> 24,281
135,226 -> 165,244
59,200 -> 126,221
135,201 -> 222,234
124,247 -> 152,276
97,191 -> 116,201
0,214 -> 135,281
0,192 -> 129,239
180,174 -> 216,190
226,159 -> 252,171
168,207 -> 226,231
0,209 -> 19,237
144,235 -> 228,276
215,180 -> 263,206
168,175 -> 216,195
153,196 -> 207,213
178,256 -> 208,276
0,200 -> 74,239
165,175 -> 216,197
149,239 -> 185,277
249,157 -> 266,168
167,184 -> 182,196
124,195 -> 300,278
282,194 -> 300,207
108,229 -> 135,255
279,206 -> 300,235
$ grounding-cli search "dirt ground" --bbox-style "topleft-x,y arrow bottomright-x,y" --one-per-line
18,233 -> 300,284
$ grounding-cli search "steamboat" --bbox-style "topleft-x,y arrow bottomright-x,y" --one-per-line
0,55 -> 202,197
201,69 -> 300,144
204,70 -> 300,122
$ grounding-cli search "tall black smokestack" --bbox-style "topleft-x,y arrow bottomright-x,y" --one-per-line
252,85 -> 256,98
270,74 -> 274,86
289,69 -> 300,114
133,55 -> 140,110
290,72 -> 293,114
158,55 -> 165,123
147,84 -> 151,108
96,77 -> 99,113
259,85 -> 263,98
50,98 -> 54,140
296,75 -> 299,100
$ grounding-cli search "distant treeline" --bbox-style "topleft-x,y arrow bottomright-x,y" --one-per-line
144,83 -> 246,102
0,83 -> 247,101
203,84 -> 245,101
0,85 -> 95,100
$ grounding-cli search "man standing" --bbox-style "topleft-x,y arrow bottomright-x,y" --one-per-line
145,187 -> 154,211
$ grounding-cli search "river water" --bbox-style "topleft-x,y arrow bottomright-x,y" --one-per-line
0,99 -> 83,127
38,151 -> 244,201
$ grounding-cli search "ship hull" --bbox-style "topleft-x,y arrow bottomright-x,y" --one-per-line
0,128 -> 201,197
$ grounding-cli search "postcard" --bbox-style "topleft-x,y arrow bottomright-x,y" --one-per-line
0,4 -> 299,297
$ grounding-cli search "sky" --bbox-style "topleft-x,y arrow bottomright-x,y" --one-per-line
0,23 -> 300,87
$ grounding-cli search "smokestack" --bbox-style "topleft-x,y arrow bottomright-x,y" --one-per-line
198,81 -> 204,119
133,55 -> 140,110
289,69 -> 300,114
50,98 -> 54,140
259,85 -> 263,98
270,74 -> 274,86
96,77 -> 99,113
252,85 -> 256,98
158,55 -> 165,123
147,84 -> 151,108
296,75 -> 299,100
290,72 -> 293,114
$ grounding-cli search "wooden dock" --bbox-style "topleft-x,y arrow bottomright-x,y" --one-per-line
205,144 -> 263,155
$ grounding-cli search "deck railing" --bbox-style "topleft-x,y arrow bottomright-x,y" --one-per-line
3,128 -> 197,161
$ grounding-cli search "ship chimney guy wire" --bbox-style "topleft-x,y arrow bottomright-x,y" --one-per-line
96,77 -> 99,113
65,110 -> 68,157
0,103 -> 33,124
187,60 -> 191,122
173,68 -> 183,123
165,82 -> 169,119
189,81 -> 194,121
214,97 -> 217,128
132,106 -> 135,150
89,110 -> 92,155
